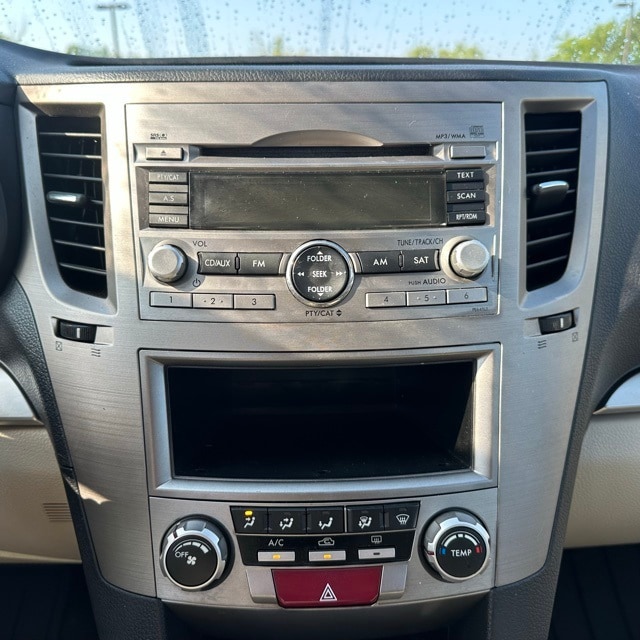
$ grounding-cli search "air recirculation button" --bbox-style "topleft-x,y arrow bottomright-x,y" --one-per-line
160,518 -> 229,590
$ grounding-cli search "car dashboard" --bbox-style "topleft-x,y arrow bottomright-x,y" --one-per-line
0,41 -> 638,640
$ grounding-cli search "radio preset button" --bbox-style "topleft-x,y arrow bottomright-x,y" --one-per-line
406,290 -> 446,307
288,242 -> 353,305
150,292 -> 192,308
357,251 -> 402,274
446,287 -> 488,304
365,292 -> 406,308
237,253 -> 283,275
193,293 -> 234,309
400,249 -> 440,272
198,252 -> 238,275
234,294 -> 276,310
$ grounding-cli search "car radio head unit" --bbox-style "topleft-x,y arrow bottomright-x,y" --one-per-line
128,102 -> 501,323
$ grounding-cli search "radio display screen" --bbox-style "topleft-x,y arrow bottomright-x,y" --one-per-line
190,171 -> 445,230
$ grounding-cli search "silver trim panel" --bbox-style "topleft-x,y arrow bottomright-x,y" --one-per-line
14,80 -> 607,606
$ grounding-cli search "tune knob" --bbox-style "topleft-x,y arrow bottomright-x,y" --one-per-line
148,244 -> 187,283
160,518 -> 229,591
449,240 -> 490,279
423,510 -> 490,582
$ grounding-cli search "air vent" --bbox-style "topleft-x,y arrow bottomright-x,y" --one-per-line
37,115 -> 107,298
524,111 -> 581,291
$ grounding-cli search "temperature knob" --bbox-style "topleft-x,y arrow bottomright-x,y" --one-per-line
449,240 -> 490,279
148,244 -> 187,283
160,518 -> 229,591
423,510 -> 490,582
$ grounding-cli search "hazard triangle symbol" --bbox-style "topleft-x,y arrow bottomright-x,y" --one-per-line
319,583 -> 337,602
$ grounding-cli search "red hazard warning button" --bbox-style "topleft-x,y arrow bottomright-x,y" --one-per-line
272,566 -> 383,608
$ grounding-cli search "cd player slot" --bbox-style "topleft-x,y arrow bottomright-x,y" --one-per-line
198,144 -> 434,159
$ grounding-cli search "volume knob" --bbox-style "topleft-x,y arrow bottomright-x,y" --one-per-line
449,240 -> 490,279
148,244 -> 187,283
160,518 -> 229,591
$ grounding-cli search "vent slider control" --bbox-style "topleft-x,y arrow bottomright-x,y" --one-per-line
531,181 -> 569,212
46,191 -> 87,208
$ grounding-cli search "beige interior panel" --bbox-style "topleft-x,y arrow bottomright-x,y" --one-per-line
566,412 -> 640,548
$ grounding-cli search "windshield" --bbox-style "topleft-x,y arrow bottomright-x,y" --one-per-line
0,0 -> 636,64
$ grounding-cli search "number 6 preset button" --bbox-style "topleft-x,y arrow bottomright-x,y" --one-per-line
446,287 -> 488,304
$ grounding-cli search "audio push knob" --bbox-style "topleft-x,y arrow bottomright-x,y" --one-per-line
423,510 -> 490,582
449,239 -> 490,279
148,244 -> 187,283
160,518 -> 229,590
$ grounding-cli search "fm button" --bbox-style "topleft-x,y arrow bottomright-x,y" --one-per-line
287,241 -> 354,306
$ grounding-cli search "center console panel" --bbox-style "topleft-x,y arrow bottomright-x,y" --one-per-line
14,78 -> 608,638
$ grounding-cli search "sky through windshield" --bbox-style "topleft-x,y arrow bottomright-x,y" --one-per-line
0,0 -> 633,63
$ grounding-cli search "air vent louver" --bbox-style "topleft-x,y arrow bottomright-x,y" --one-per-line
525,111 -> 581,291
37,115 -> 106,298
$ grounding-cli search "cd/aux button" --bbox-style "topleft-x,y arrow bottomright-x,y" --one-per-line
198,252 -> 238,275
